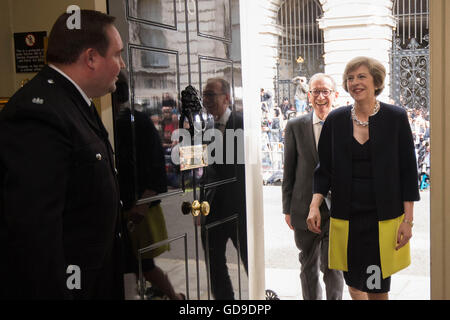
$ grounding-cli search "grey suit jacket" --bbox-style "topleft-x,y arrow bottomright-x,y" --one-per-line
282,112 -> 329,230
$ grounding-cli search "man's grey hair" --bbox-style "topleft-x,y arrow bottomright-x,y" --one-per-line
308,73 -> 337,91
206,77 -> 231,95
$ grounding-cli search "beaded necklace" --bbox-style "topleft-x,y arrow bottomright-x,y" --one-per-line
351,100 -> 380,127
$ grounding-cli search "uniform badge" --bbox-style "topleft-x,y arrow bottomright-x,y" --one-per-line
32,97 -> 44,104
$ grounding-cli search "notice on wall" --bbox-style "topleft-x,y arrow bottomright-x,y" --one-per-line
14,31 -> 47,73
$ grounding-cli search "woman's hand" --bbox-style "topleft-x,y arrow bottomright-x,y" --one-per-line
395,221 -> 413,250
306,207 -> 321,234
396,202 -> 414,250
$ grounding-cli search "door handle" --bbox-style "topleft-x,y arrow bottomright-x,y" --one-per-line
181,200 -> 210,216
200,201 -> 210,216
191,200 -> 201,216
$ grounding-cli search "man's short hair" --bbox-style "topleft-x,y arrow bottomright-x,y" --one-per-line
46,10 -> 116,65
308,73 -> 337,91
206,78 -> 230,95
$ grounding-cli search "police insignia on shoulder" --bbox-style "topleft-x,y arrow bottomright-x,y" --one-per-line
32,97 -> 44,104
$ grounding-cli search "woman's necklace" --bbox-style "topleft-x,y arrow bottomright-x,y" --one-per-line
351,100 -> 380,127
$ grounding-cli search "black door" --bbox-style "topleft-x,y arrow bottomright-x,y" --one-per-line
109,0 -> 247,300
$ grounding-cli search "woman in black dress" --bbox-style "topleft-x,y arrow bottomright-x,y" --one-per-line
307,57 -> 420,300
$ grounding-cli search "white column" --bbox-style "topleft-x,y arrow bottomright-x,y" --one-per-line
318,0 -> 396,106
256,0 -> 283,97
239,0 -> 267,300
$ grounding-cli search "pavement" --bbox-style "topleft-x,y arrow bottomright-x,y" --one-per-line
263,185 -> 430,300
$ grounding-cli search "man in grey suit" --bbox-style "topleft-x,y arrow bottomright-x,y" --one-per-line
282,73 -> 344,300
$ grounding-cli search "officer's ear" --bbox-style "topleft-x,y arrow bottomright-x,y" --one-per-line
82,48 -> 100,70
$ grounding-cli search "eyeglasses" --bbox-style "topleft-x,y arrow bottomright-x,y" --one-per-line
203,92 -> 226,98
309,89 -> 334,97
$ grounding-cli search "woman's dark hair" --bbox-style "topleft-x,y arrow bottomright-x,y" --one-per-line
46,10 -> 116,64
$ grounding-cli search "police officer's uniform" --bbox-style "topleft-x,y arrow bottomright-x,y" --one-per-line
0,65 -> 123,299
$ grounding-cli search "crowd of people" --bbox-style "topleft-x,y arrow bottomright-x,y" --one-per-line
408,107 -> 430,191
260,87 -> 311,182
260,84 -> 311,145
146,97 -> 180,188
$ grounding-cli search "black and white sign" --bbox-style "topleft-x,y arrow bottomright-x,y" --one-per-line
14,31 -> 47,73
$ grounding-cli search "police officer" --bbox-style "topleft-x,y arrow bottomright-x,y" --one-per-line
0,10 -> 125,299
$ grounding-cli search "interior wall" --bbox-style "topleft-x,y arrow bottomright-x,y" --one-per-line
0,0 -> 14,97
1,0 -> 97,95
0,0 -> 113,145
430,0 -> 450,300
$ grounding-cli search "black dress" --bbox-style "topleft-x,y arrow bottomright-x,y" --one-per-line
343,137 -> 391,293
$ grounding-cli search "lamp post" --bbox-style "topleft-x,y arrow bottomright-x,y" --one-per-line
296,56 -> 304,76
275,58 -> 280,107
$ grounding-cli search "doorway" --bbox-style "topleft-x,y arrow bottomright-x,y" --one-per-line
262,0 -> 431,300
109,0 -> 248,300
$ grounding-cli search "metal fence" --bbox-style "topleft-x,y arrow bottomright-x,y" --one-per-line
273,78 -> 294,108
277,0 -> 324,77
390,39 -> 429,110
391,0 -> 430,111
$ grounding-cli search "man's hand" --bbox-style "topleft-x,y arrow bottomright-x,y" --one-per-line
306,207 -> 321,234
285,214 -> 294,230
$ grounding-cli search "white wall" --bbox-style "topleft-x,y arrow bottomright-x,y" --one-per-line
319,0 -> 395,105
254,0 -> 397,106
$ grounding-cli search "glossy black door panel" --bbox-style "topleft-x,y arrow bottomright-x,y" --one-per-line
109,0 -> 247,300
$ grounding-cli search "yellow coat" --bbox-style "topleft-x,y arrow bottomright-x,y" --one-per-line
329,214 -> 410,279
314,105 -> 419,280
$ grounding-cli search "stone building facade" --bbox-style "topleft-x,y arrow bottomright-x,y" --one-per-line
254,0 -> 428,107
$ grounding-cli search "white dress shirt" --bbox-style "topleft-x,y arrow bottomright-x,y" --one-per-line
312,111 -> 325,149
215,107 -> 231,133
313,111 -> 332,209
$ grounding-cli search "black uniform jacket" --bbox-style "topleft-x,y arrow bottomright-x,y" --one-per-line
313,102 -> 420,221
0,66 -> 121,299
